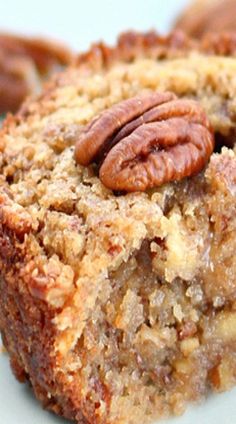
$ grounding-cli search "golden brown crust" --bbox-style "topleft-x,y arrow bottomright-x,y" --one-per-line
74,29 -> 236,72
0,190 -> 89,423
8,29 -> 236,127
75,30 -> 195,69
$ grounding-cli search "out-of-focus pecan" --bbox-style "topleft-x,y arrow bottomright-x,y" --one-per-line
175,0 -> 236,38
75,92 -> 214,192
0,33 -> 72,75
0,33 -> 73,114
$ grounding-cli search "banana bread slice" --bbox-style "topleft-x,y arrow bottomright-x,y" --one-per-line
0,30 -> 236,424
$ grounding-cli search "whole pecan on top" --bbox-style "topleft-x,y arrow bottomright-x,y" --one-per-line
75,92 -> 214,192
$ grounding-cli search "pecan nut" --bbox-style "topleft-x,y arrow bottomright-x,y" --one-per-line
75,92 -> 214,192
0,33 -> 72,114
175,0 -> 236,38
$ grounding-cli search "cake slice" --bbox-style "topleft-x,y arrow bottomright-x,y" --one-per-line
0,30 -> 236,424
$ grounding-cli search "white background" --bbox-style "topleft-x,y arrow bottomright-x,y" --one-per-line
0,0 -> 189,50
1,1 -> 236,423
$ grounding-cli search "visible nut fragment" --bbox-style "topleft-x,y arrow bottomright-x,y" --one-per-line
174,358 -> 192,374
75,92 -> 214,192
0,192 -> 32,238
180,337 -> 199,356
178,320 -> 197,340
209,358 -> 236,392
212,312 -> 236,341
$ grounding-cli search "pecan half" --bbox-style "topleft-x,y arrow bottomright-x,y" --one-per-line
0,33 -> 72,114
175,0 -> 236,38
75,92 -> 214,192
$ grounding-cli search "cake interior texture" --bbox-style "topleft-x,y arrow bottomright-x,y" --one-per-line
0,32 -> 236,424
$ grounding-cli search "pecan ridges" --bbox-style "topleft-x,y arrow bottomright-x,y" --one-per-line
75,92 -> 214,192
75,92 -> 174,166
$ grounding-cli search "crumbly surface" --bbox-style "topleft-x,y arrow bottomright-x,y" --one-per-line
1,31 -> 236,424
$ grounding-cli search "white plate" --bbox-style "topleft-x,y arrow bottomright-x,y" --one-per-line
1,1 -> 235,423
1,347 -> 236,424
